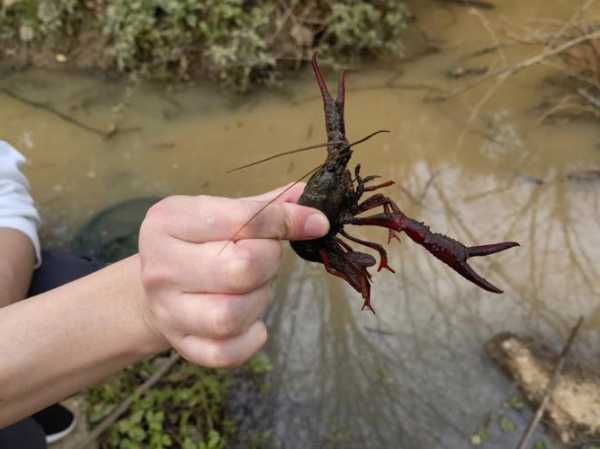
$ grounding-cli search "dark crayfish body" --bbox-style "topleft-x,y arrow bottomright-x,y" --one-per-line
290,54 -> 519,312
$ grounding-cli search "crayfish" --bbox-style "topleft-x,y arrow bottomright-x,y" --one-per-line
232,54 -> 519,313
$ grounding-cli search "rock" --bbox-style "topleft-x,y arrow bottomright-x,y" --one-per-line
486,333 -> 600,445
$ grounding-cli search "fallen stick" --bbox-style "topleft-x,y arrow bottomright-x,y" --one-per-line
435,30 -> 600,101
0,87 -> 139,139
577,87 -> 600,109
515,317 -> 584,449
433,0 -> 495,10
67,351 -> 181,449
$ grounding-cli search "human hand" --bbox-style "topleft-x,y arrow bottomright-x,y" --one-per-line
138,184 -> 329,367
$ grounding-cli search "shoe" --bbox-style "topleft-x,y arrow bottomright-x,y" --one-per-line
33,404 -> 77,444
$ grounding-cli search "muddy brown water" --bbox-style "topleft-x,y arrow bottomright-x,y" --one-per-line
2,0 -> 600,447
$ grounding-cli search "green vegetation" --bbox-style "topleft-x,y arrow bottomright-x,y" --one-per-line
86,352 -> 273,449
0,0 -> 410,91
469,426 -> 489,446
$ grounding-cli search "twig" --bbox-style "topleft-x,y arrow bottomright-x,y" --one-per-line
436,30 -> 600,101
577,87 -> 600,109
0,87 -> 138,139
472,8 -> 507,65
269,0 -> 298,45
515,317 -> 584,449
416,170 -> 440,204
433,0 -> 495,10
68,351 -> 180,449
549,0 -> 597,48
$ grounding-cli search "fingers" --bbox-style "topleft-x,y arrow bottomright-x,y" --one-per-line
159,283 -> 272,339
143,190 -> 329,243
176,321 -> 268,368
142,238 -> 282,293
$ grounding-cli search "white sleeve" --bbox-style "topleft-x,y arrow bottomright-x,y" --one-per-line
0,141 -> 42,267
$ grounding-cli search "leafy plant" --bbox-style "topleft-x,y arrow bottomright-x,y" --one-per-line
0,0 -> 86,42
0,0 -> 410,91
86,351 -> 274,449
87,356 -> 231,449
322,0 -> 409,58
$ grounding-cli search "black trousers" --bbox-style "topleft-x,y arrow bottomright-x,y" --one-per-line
0,251 -> 104,449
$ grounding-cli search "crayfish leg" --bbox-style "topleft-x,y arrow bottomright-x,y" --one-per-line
364,180 -> 395,192
351,193 -> 402,243
340,230 -> 395,273
318,248 -> 375,313
383,204 -> 402,244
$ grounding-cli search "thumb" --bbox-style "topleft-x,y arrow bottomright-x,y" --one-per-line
289,205 -> 330,240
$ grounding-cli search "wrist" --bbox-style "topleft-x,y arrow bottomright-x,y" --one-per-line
120,255 -> 171,357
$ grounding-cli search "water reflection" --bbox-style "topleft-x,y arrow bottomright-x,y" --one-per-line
263,159 -> 600,448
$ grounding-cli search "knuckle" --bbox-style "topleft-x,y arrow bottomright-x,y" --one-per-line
224,249 -> 257,292
255,322 -> 268,347
208,303 -> 240,339
197,195 -> 232,227
148,301 -> 173,328
249,202 -> 288,240
141,263 -> 172,290
276,203 -> 293,240
143,196 -> 180,233
145,198 -> 171,224
203,342 -> 236,368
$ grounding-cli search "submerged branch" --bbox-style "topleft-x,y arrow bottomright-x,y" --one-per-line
435,30 -> 600,101
433,0 -> 495,10
577,87 -> 600,109
0,87 -> 139,139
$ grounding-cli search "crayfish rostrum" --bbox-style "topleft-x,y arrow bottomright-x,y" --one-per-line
288,55 -> 519,312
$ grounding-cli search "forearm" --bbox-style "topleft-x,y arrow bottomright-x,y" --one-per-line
0,255 -> 168,427
0,228 -> 35,307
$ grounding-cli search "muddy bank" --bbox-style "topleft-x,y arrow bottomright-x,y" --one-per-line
486,333 -> 600,445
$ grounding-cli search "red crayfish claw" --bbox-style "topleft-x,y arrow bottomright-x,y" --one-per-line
348,209 -> 519,294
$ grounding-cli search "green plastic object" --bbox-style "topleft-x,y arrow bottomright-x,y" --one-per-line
71,197 -> 161,264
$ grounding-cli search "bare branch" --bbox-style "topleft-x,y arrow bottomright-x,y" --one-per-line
515,317 -> 584,449
437,30 -> 600,101
68,352 -> 181,449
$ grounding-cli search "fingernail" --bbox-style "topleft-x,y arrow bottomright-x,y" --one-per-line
304,212 -> 329,238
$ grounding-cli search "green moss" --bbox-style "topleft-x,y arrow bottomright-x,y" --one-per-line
86,351 -> 274,449
0,0 -> 410,91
